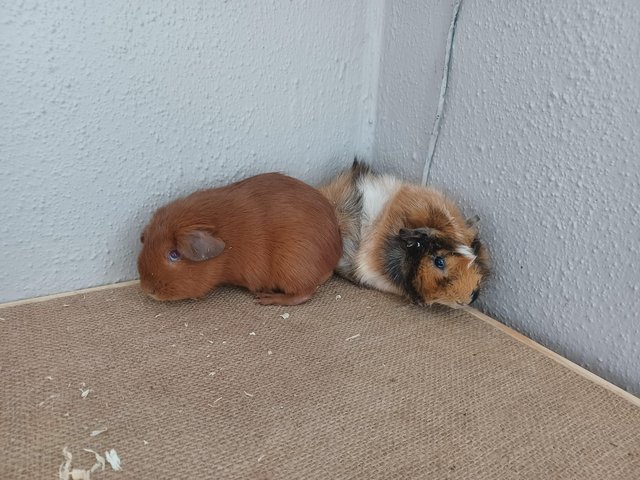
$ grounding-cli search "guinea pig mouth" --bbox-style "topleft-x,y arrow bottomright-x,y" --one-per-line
139,282 -> 162,301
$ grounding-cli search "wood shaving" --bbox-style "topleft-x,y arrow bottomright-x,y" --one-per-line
39,393 -> 59,407
258,454 -> 265,462
249,332 -> 256,336
143,440 -> 149,445
63,304 -> 70,307
279,313 -> 290,319
345,334 -> 361,341
105,449 -> 122,471
46,376 -> 54,380
89,428 -> 107,437
59,447 -> 105,480
80,388 -> 92,399
209,371 -> 217,376
59,447 -> 72,479
154,313 -> 163,318
208,340 -> 214,344
71,469 -> 90,480
82,448 -> 105,473
336,295 -> 342,300
267,350 -> 273,355
244,391 -> 254,398
0,317 -> 5,321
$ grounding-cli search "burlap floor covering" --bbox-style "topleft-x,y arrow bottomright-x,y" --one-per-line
1,277 -> 638,479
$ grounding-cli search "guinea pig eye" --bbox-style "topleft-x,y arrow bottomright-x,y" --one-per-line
168,249 -> 181,262
433,256 -> 446,270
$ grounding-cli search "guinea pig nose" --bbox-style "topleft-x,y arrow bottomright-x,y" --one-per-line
470,289 -> 480,304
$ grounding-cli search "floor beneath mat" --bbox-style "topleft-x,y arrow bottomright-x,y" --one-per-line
1,277 -> 638,479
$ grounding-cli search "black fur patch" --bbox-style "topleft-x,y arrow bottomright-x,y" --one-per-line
351,157 -> 374,181
436,276 -> 452,289
470,236 -> 490,276
383,235 -> 423,304
333,159 -> 367,282
470,288 -> 479,304
383,236 -> 405,286
402,229 -> 457,257
471,237 -> 482,255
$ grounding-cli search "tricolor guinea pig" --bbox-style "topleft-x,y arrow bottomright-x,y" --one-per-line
137,173 -> 342,305
319,160 -> 489,307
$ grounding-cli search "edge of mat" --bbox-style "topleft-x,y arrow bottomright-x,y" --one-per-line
463,306 -> 640,408
0,280 -> 140,309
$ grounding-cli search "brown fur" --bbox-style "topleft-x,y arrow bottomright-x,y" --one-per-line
318,166 -> 365,279
319,169 -> 359,244
138,173 -> 342,305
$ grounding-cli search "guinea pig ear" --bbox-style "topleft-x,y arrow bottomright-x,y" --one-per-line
398,227 -> 435,248
466,215 -> 481,228
177,229 -> 225,262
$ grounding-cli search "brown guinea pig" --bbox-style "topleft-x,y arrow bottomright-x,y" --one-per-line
319,159 -> 489,307
137,173 -> 342,305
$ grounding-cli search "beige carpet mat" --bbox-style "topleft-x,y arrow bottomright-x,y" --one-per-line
1,277 -> 638,479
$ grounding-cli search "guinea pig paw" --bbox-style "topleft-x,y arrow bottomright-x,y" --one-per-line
254,292 -> 278,305
255,291 -> 313,306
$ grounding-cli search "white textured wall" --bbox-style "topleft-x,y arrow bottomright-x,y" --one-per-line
424,0 -> 639,392
370,0 -> 455,177
1,0 -> 372,302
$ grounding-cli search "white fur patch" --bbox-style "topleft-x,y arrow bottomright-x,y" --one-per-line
456,245 -> 476,266
355,255 -> 401,294
358,175 -> 401,234
352,174 -> 403,295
